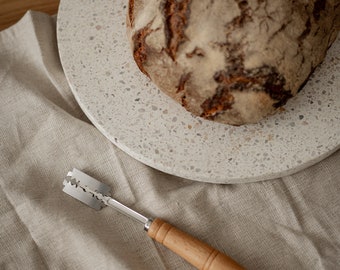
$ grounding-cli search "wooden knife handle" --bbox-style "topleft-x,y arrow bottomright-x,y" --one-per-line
147,218 -> 244,270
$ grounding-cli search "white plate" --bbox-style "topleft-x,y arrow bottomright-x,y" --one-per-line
57,0 -> 340,183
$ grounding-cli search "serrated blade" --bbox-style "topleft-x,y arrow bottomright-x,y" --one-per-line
62,168 -> 111,210
62,168 -> 150,226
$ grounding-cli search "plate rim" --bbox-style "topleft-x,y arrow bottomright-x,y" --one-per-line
56,0 -> 340,183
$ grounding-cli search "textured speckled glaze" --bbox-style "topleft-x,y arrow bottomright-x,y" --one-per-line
57,0 -> 339,183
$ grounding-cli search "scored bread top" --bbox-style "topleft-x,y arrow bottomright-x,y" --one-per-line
127,0 -> 339,125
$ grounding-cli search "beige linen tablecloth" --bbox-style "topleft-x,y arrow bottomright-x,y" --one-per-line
0,11 -> 339,270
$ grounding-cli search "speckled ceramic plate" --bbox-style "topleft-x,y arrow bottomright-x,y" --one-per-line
57,0 -> 339,183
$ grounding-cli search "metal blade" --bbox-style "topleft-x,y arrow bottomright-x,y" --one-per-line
69,168 -> 111,195
62,169 -> 151,228
62,168 -> 111,210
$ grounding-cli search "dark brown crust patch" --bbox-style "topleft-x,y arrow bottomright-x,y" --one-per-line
176,73 -> 191,93
161,0 -> 191,60
228,0 -> 252,29
181,95 -> 188,108
128,0 -> 135,26
216,65 -> 291,107
132,22 -> 153,77
186,47 -> 205,58
200,86 -> 235,119
313,0 -> 326,21
200,65 -> 291,119
298,18 -> 312,42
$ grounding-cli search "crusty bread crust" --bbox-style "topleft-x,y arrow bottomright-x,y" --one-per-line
127,0 -> 339,125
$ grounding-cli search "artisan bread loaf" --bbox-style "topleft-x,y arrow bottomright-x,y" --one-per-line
127,0 -> 339,125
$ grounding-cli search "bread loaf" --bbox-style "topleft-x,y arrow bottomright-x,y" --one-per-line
127,0 -> 339,125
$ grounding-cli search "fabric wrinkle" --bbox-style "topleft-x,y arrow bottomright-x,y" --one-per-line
0,183 -> 49,270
